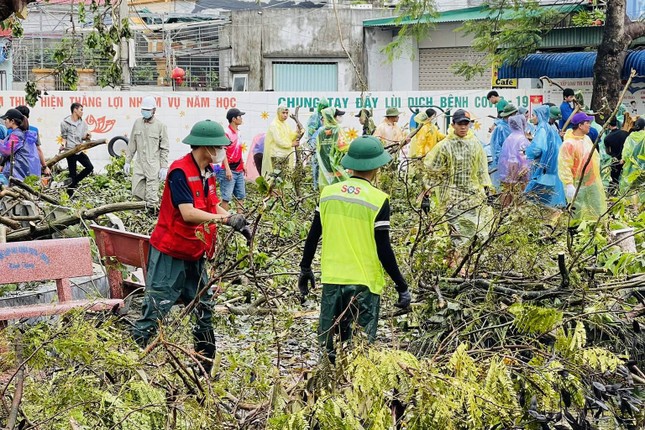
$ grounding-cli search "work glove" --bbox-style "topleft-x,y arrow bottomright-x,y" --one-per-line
394,289 -> 411,309
565,184 -> 576,201
159,167 -> 168,181
123,162 -> 131,175
298,267 -> 315,303
239,225 -> 253,244
421,195 -> 430,214
226,214 -> 248,232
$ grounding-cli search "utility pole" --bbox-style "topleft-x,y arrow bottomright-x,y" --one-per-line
119,0 -> 131,90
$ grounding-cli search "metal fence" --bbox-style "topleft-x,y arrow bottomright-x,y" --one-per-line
11,16 -> 226,90
131,18 -> 225,88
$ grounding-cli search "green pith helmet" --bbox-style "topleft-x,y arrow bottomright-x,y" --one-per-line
549,106 -> 562,120
182,120 -> 230,146
385,107 -> 401,117
341,136 -> 392,171
499,104 -> 519,118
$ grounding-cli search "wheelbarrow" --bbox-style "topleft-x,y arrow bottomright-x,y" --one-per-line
91,224 -> 150,300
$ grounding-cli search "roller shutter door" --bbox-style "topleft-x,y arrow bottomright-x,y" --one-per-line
273,62 -> 338,91
419,47 -> 489,90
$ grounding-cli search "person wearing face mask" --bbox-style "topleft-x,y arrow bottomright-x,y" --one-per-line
123,96 -> 169,206
133,120 -> 250,377
316,107 -> 349,189
60,102 -> 92,197
409,108 -> 445,159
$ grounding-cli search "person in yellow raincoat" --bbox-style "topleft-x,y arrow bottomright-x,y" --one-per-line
409,108 -> 446,158
558,112 -> 607,224
424,109 -> 493,250
316,107 -> 349,189
261,104 -> 299,177
619,117 -> 645,204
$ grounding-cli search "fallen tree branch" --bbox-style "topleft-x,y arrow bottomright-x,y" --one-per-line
439,277 -> 567,300
420,278 -> 445,308
0,216 -> 21,230
9,178 -> 60,205
5,201 -> 146,241
45,139 -> 107,168
5,341 -> 24,430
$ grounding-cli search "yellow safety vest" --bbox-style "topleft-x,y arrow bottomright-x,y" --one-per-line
319,177 -> 388,295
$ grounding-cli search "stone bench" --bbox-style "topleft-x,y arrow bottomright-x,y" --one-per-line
0,237 -> 123,326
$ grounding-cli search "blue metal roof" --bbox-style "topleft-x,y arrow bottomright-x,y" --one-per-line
498,50 -> 645,80
624,50 -> 645,79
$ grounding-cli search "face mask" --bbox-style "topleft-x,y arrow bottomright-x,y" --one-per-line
141,109 -> 153,119
336,116 -> 344,124
209,147 -> 226,164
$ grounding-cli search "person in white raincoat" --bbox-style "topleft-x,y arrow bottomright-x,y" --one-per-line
124,96 -> 169,205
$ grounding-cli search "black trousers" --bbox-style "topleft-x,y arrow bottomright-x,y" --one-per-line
253,153 -> 263,173
67,152 -> 93,194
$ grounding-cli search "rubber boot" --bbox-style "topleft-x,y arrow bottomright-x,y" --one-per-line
194,329 -> 216,376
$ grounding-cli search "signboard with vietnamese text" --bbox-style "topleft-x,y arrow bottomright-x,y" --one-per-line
491,62 -> 518,89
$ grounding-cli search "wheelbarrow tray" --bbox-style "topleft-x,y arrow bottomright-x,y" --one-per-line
91,224 -> 150,299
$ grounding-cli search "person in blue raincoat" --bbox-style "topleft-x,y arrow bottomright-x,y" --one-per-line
519,107 -> 536,138
489,104 -> 517,189
524,105 -> 566,208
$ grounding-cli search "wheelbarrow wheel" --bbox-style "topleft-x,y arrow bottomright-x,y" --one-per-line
108,136 -> 129,157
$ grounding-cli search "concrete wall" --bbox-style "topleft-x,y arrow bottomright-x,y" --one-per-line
391,36 -> 418,91
366,22 -> 476,91
364,26 -> 392,91
417,22 -> 474,49
221,8 -> 395,91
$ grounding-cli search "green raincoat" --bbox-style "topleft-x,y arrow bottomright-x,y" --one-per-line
619,129 -> 645,202
316,107 -> 349,189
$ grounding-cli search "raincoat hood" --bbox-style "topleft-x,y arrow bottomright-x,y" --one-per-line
508,115 -> 527,133
316,97 -> 330,113
534,105 -> 550,126
321,107 -> 339,128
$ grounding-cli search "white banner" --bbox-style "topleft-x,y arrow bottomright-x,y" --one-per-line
2,89 -> 550,172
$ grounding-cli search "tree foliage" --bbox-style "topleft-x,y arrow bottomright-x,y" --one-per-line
1,153 -> 645,428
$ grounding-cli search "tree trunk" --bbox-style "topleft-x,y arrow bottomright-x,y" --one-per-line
0,0 -> 34,22
590,0 -> 645,121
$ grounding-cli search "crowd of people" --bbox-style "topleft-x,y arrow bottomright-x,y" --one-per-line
0,91 -> 643,372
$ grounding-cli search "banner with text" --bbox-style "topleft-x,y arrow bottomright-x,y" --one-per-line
0,89 -> 562,171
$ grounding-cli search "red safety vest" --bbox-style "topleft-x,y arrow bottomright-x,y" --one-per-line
150,153 -> 219,261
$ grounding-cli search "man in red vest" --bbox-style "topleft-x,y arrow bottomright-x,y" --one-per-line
133,119 -> 248,376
